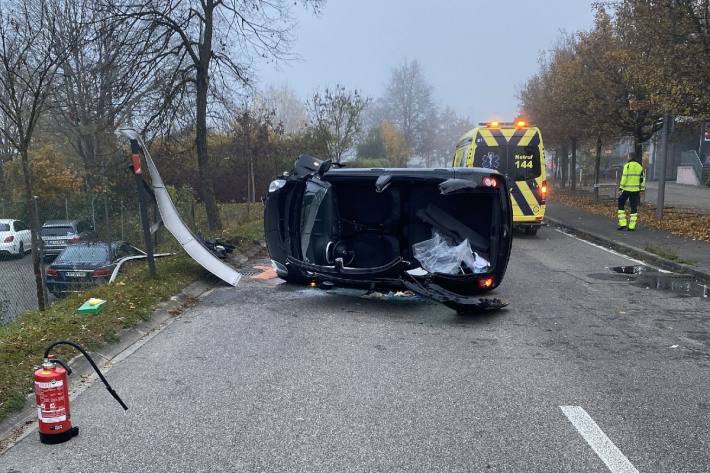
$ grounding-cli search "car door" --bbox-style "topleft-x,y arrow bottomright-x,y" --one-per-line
14,221 -> 30,247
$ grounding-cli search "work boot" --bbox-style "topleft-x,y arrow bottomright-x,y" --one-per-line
617,210 -> 627,230
628,213 -> 638,231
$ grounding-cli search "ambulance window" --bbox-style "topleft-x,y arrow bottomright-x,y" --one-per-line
473,146 -> 503,172
510,144 -> 541,180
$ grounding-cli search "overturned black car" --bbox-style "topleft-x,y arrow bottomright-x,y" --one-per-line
264,156 -> 513,312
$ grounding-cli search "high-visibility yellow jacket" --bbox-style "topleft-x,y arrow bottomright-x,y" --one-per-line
619,161 -> 645,192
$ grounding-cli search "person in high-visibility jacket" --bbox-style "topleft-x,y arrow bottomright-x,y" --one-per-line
617,154 -> 645,231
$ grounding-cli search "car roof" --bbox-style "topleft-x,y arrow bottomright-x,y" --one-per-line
42,219 -> 81,227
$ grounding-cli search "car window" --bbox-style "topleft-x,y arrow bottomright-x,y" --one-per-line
41,226 -> 75,237
15,221 -> 27,231
54,245 -> 110,265
0,223 -> 10,231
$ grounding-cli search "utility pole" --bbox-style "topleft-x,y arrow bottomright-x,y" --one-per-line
656,113 -> 671,220
130,141 -> 156,276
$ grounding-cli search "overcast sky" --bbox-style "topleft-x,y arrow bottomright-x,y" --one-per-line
256,0 -> 595,124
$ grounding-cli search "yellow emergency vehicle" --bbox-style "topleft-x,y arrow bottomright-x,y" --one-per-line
452,120 -> 547,235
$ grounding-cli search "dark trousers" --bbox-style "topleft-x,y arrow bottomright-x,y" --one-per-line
618,191 -> 640,213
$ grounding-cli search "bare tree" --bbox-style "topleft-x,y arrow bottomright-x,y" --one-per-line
52,0 -> 175,190
382,59 -> 436,157
110,0 -> 323,230
0,0 -> 76,310
308,85 -> 368,162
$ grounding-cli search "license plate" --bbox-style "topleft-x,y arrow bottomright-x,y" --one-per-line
50,240 -> 63,246
66,272 -> 86,278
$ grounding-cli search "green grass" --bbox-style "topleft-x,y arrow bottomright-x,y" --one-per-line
643,244 -> 694,265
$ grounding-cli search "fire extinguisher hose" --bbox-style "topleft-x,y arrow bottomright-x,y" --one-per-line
44,340 -> 128,411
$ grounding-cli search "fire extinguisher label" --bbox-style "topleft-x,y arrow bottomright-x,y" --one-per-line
35,380 -> 67,423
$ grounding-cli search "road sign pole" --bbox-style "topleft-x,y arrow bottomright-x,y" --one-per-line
656,113 -> 671,220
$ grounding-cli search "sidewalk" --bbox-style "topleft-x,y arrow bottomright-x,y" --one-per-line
577,181 -> 710,214
546,201 -> 710,280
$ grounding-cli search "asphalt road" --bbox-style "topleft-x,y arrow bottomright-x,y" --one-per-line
1,227 -> 708,472
0,254 -> 38,323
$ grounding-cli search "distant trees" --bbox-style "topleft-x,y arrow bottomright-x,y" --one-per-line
357,59 -> 472,167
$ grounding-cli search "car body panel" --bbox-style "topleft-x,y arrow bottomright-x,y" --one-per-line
40,219 -> 98,258
0,219 -> 31,256
265,157 -> 513,312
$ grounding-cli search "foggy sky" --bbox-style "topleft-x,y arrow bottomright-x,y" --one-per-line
257,0 -> 595,124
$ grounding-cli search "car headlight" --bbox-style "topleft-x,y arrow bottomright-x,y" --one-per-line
268,179 -> 286,193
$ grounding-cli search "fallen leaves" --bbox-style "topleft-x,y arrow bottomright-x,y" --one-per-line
552,189 -> 710,242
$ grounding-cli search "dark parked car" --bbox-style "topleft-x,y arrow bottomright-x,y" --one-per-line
46,241 -> 143,296
40,219 -> 98,260
264,156 -> 513,312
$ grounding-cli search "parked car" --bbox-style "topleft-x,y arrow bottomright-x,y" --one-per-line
40,219 -> 98,261
0,219 -> 31,258
264,155 -> 513,312
46,241 -> 144,296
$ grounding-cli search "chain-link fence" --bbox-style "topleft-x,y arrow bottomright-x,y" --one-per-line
0,187 -> 199,324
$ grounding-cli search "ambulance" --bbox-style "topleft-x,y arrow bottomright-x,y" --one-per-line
452,120 -> 547,235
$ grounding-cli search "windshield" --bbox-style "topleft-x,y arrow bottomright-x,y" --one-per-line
54,245 -> 109,265
41,226 -> 75,237
300,180 -> 332,263
0,223 -> 9,231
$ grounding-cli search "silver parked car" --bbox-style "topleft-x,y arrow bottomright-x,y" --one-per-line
40,219 -> 98,261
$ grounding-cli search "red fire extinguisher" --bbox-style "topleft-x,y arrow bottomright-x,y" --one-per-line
34,340 -> 128,444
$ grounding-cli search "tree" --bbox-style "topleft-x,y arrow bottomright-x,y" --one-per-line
613,0 -> 710,117
112,0 -> 323,230
0,0 -> 76,310
382,59 -> 436,157
258,85 -> 308,133
308,85 -> 368,162
52,0 -> 175,191
380,121 -> 410,167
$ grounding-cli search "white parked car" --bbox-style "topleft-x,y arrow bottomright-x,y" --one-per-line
0,219 -> 31,257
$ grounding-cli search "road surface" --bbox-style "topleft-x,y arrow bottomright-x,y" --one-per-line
1,227 -> 708,472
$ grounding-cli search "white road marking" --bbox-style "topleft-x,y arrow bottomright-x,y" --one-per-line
561,406 -> 639,473
554,228 -> 671,273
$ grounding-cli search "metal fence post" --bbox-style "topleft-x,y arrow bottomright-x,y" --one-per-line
65,197 -> 69,219
120,198 -> 124,241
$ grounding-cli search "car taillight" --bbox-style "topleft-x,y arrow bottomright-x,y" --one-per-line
46,268 -> 58,277
481,176 -> 498,188
3,235 -> 13,243
69,236 -> 80,243
92,267 -> 111,277
477,276 -> 495,289
540,180 -> 548,202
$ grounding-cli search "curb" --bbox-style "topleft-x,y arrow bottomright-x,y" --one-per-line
546,216 -> 710,281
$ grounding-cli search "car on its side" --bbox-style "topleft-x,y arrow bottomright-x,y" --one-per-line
46,241 -> 144,296
0,219 -> 31,258
265,155 -> 513,313
40,219 -> 98,261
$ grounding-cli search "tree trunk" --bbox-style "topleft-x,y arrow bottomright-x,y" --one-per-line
195,67 -> 221,230
570,137 -> 577,193
560,143 -> 568,188
593,136 -> 602,201
20,148 -> 46,311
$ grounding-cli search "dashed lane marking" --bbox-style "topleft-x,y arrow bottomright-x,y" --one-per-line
561,406 -> 639,473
